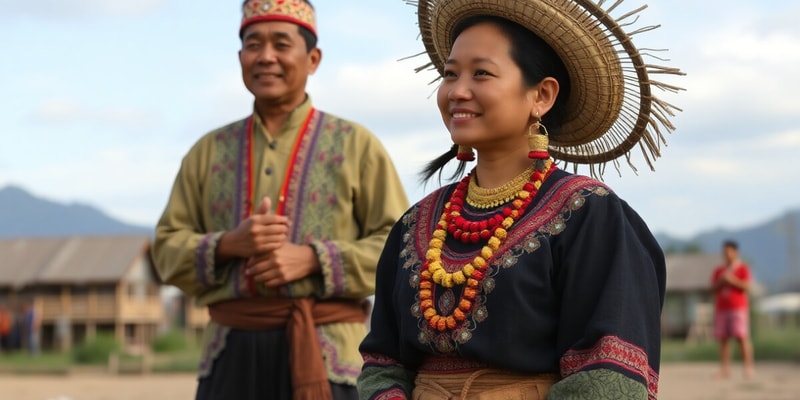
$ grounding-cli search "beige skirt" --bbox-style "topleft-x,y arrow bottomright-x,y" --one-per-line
412,369 -> 559,400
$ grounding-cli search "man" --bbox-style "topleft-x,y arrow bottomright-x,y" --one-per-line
152,1 -> 408,399
711,240 -> 755,379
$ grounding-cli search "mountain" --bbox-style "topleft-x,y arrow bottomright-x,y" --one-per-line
0,184 -> 152,238
656,210 -> 800,293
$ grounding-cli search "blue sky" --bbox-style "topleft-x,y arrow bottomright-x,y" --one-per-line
1,0 -> 799,239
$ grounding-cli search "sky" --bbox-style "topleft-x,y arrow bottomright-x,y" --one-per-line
1,0 -> 799,240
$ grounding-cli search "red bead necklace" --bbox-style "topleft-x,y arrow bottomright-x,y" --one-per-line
419,160 -> 556,332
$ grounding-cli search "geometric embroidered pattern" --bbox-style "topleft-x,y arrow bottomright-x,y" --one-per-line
560,335 -> 658,399
363,352 -> 405,368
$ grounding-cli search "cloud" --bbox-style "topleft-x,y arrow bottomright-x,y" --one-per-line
31,98 -> 160,131
309,57 -> 443,135
679,6 -> 800,120
321,7 -> 405,44
204,70 -> 252,119
0,141 -> 184,227
759,130 -> 800,149
659,128 -> 800,187
0,0 -> 165,18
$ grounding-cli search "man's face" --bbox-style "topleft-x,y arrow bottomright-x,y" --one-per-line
723,245 -> 738,264
239,21 -> 320,107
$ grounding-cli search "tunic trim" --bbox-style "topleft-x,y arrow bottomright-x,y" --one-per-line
363,353 -> 405,368
560,335 -> 658,400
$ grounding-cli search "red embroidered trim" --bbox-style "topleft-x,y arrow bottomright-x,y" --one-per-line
244,109 -> 315,295
560,335 -> 658,399
277,108 -> 316,215
244,117 -> 256,296
362,352 -> 403,368
373,387 -> 406,400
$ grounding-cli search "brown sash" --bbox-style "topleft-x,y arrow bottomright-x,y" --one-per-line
208,297 -> 367,400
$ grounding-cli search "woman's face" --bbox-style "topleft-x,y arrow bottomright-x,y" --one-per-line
437,22 -> 536,153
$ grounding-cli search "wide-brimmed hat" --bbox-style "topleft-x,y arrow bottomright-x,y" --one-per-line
412,0 -> 684,174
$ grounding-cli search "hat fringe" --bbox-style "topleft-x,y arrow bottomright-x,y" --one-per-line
615,5 -> 647,23
552,0 -> 686,178
408,0 -> 684,179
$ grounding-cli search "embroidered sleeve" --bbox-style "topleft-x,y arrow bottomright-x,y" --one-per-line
358,354 -> 415,400
548,368 -> 648,399
551,190 -> 665,399
309,240 -> 348,298
358,220 -> 419,399
153,146 -> 237,296
194,232 -> 240,288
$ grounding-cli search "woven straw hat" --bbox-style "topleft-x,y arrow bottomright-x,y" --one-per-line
412,0 -> 684,174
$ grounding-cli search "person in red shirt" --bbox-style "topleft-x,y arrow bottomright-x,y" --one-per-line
711,240 -> 754,379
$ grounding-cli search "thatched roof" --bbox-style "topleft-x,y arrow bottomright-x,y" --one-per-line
0,235 -> 152,288
665,253 -> 721,292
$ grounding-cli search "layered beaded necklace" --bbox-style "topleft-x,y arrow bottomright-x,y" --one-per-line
419,160 -> 555,332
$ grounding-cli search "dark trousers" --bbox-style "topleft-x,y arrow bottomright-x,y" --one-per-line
195,328 -> 358,400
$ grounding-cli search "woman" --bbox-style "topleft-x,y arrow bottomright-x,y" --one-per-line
358,0 -> 682,399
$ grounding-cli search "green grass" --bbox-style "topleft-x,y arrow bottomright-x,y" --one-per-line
0,351 -> 71,374
0,349 -> 201,374
749,328 -> 800,361
151,348 -> 202,373
662,328 -> 800,363
72,333 -> 120,365
0,332 -> 202,374
152,330 -> 190,353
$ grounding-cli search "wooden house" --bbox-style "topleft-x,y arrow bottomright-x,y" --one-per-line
0,235 -> 164,352
662,253 -> 720,340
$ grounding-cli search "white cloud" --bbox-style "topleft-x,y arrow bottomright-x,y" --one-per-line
24,75 -> 69,93
31,98 -> 160,131
758,130 -> 800,150
194,69 -> 253,129
0,142 -> 184,227
680,8 -> 800,119
320,7 -> 405,44
686,158 -> 740,180
0,0 -> 165,18
309,57 -> 442,135
33,99 -> 82,122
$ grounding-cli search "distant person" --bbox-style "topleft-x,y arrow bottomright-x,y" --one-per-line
0,303 -> 10,352
151,1 -> 408,399
711,240 -> 754,378
22,300 -> 40,356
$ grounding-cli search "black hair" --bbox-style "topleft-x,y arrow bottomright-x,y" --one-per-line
723,240 -> 739,250
420,15 -> 572,184
240,0 -> 317,53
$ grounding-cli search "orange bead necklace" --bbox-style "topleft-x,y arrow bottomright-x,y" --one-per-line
419,160 -> 555,332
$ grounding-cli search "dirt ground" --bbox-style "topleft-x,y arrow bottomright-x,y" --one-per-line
0,362 -> 798,400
